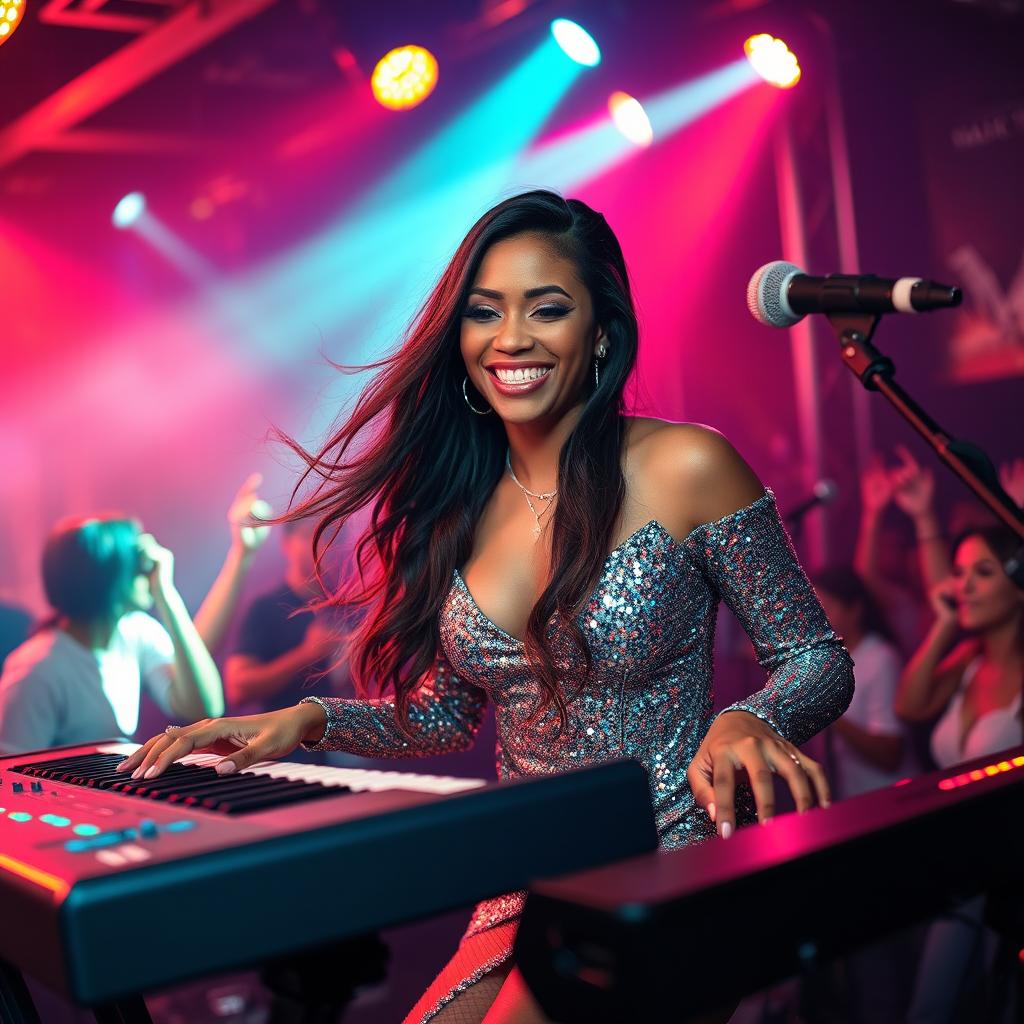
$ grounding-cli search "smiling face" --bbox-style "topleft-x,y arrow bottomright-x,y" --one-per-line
460,231 -> 606,427
953,535 -> 1024,633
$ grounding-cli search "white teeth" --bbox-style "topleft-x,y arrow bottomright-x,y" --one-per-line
494,366 -> 550,384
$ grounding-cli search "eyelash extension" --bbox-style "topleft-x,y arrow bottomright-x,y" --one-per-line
461,303 -> 574,321
463,306 -> 499,320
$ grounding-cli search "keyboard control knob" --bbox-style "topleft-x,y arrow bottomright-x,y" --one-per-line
31,782 -> 43,793
12,782 -> 23,794
139,819 -> 158,839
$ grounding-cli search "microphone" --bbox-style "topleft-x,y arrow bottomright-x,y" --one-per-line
784,479 -> 838,526
747,261 -> 962,328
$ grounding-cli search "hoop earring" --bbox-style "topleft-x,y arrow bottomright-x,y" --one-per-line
462,376 -> 493,416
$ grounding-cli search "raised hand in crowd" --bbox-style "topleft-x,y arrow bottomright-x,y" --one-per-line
193,473 -> 273,654
859,454 -> 895,515
228,472 -> 273,556
999,457 -> 1024,509
890,445 -> 951,589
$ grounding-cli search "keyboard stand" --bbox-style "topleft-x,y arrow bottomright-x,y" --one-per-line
0,959 -> 41,1024
0,959 -> 153,1024
1,932 -> 389,1024
91,996 -> 153,1024
260,934 -> 390,1024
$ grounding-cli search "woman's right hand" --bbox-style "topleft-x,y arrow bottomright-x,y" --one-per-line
114,704 -> 326,781
928,577 -> 960,627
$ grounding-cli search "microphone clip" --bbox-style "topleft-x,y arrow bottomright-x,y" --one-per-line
826,311 -> 894,391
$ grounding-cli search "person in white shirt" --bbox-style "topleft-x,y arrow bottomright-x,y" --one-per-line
0,477 -> 271,754
813,566 -> 910,799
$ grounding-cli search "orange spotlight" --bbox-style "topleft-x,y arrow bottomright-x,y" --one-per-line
743,33 -> 801,89
0,0 -> 26,45
608,91 -> 653,148
371,45 -> 439,111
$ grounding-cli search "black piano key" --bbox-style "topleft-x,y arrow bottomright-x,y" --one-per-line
216,784 -> 345,815
109,773 -> 200,796
120,770 -> 224,797
108,764 -> 210,792
180,777 -> 299,806
158,778 -> 278,802
25,754 -> 118,775
166,776 -> 293,805
31,759 -> 114,781
88,759 -> 161,777
194,778 -> 315,808
130,770 -> 224,797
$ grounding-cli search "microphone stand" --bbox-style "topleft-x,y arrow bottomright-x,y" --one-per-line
825,310 -> 1024,585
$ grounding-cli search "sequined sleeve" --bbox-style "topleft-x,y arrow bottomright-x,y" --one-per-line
297,657 -> 488,757
682,491 -> 854,747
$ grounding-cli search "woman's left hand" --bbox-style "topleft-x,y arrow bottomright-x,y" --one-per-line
687,710 -> 830,839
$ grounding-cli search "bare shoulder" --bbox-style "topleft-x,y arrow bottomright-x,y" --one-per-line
623,417 -> 765,538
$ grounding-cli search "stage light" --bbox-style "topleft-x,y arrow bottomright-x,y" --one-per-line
0,0 -> 25,45
550,18 -> 600,67
608,91 -> 653,148
371,45 -> 439,111
112,192 -> 146,229
743,34 -> 801,89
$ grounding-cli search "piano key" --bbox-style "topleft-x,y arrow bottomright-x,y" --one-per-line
214,784 -> 345,815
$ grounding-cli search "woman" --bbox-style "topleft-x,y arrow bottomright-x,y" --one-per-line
118,190 -> 854,1023
896,524 -> 1024,1024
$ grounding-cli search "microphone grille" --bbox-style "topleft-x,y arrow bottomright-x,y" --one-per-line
812,478 -> 838,503
747,260 -> 803,328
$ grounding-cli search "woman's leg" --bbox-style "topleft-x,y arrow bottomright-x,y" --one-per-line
480,968 -> 550,1024
426,966 -> 512,1024
403,923 -> 518,1024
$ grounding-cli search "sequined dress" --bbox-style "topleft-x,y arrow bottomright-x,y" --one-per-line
300,490 -> 854,1021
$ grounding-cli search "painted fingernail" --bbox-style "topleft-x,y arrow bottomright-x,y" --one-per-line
144,765 -> 160,779
707,801 -> 716,822
131,767 -> 143,779
115,761 -> 128,773
721,821 -> 733,840
216,760 -> 236,775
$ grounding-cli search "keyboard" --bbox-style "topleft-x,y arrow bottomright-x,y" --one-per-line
0,741 -> 657,1006
515,746 -> 1024,1022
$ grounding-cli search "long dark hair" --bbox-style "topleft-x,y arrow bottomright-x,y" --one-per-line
41,516 -> 142,625
811,565 -> 898,647
280,190 -> 639,731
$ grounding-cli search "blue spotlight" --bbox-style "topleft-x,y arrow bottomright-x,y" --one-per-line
112,192 -> 146,229
550,18 -> 600,67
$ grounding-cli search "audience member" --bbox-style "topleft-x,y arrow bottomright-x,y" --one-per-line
812,566 -> 911,799
0,477 -> 270,753
225,518 -> 351,715
897,524 -> 1023,1023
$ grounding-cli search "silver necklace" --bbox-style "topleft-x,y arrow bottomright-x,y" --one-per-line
505,450 -> 557,540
